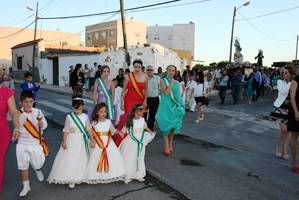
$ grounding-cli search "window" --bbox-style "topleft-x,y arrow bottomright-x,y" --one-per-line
94,32 -> 99,40
100,31 -> 106,39
109,29 -> 114,37
17,56 -> 22,70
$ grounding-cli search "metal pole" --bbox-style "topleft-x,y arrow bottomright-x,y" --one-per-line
32,1 -> 39,81
119,0 -> 130,68
296,35 -> 298,61
229,6 -> 236,63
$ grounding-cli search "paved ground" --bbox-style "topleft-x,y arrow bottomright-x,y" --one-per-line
2,84 -> 299,200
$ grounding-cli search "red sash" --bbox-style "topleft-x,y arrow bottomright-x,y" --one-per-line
91,127 -> 111,173
128,72 -> 145,101
23,118 -> 49,156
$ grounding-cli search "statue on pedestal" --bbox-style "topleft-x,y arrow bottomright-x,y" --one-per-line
255,49 -> 264,67
233,38 -> 244,64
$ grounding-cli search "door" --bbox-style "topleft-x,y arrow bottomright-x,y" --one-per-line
52,57 -> 59,85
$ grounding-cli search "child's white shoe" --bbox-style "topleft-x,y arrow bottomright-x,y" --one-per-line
138,178 -> 145,182
68,183 -> 75,188
19,181 -> 31,197
35,169 -> 44,182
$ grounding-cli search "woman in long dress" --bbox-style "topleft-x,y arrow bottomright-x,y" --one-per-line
156,65 -> 185,156
114,59 -> 148,146
0,78 -> 19,195
93,65 -> 115,123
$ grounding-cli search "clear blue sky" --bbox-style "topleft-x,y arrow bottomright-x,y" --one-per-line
1,0 -> 299,67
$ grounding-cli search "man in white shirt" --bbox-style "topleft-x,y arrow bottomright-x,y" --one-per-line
186,74 -> 197,112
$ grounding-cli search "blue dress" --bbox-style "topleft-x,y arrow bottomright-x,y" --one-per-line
156,77 -> 185,136
246,79 -> 254,97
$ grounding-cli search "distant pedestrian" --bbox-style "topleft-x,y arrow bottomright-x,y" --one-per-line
186,73 -> 196,112
89,62 -> 97,91
94,64 -> 102,80
245,73 -> 255,104
69,64 -> 85,98
83,64 -> 91,91
113,79 -> 122,126
193,72 -> 209,123
0,67 -> 14,89
231,69 -> 243,104
116,68 -> 125,88
219,70 -> 229,104
20,72 -> 40,107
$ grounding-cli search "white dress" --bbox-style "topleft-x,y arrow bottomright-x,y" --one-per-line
85,119 -> 125,184
48,113 -> 90,185
120,118 -> 155,182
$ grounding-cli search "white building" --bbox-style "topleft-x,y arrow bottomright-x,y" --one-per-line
97,43 -> 186,78
147,22 -> 195,64
12,40 -> 185,86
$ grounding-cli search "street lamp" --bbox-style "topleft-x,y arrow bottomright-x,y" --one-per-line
229,1 -> 250,63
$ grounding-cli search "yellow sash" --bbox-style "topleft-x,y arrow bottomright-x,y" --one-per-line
23,118 -> 49,156
128,72 -> 145,101
91,127 -> 111,173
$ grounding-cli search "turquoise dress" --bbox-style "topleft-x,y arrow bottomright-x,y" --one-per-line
156,77 -> 185,136
246,79 -> 254,97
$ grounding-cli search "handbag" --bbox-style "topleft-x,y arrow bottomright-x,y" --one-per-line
270,97 -> 290,119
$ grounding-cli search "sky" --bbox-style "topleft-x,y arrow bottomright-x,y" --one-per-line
1,0 -> 299,67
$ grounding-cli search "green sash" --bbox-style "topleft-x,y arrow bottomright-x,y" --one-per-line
128,126 -> 145,170
97,78 -> 115,120
163,77 -> 181,108
70,112 -> 90,155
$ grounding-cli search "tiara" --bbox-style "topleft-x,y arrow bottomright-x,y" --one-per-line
72,97 -> 83,100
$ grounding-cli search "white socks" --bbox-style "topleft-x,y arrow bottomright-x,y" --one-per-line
19,181 -> 31,197
35,169 -> 44,182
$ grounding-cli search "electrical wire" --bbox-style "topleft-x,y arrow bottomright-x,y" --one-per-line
237,11 -> 294,42
39,0 -> 182,20
0,21 -> 35,39
236,5 -> 299,21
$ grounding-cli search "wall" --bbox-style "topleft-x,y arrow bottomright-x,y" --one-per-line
39,58 -> 53,84
58,54 -> 101,86
12,45 -> 34,71
147,26 -> 173,49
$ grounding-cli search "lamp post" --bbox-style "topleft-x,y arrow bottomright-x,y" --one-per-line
26,2 -> 39,81
229,1 -> 250,63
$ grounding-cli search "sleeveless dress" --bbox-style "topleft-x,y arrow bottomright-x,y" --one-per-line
120,118 -> 155,182
156,79 -> 185,136
0,87 -> 14,192
85,119 -> 125,184
48,113 -> 89,185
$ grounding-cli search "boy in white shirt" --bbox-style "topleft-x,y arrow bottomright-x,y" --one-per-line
17,91 -> 48,197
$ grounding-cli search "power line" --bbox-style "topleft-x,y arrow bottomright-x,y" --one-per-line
127,0 -> 212,14
0,21 -> 35,39
39,0 -> 182,20
237,11 -> 294,42
236,5 -> 299,21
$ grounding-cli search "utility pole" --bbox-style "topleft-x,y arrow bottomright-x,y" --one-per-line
296,35 -> 298,61
119,0 -> 130,68
229,6 -> 236,63
32,1 -> 39,81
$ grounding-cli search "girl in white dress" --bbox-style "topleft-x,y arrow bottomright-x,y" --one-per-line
86,103 -> 125,184
119,104 -> 155,184
48,98 -> 91,188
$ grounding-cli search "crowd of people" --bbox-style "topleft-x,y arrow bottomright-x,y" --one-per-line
1,60 -> 299,198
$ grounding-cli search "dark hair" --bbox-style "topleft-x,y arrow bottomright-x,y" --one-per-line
125,103 -> 144,128
158,66 -> 162,73
166,65 -> 177,75
72,98 -> 84,109
133,59 -> 143,66
20,91 -> 33,101
91,103 -> 107,122
285,64 -> 295,76
24,71 -> 32,79
196,71 -> 204,84
125,69 -> 130,74
100,65 -> 110,74
73,63 -> 82,74
94,62 -> 98,66
98,65 -> 102,70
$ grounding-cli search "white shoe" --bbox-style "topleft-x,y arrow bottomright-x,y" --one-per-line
138,178 -> 145,182
124,179 -> 132,184
68,183 -> 75,189
19,181 -> 31,197
195,120 -> 200,123
35,170 -> 44,182
199,115 -> 204,120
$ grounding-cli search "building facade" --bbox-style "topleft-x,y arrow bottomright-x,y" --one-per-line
85,18 -> 146,49
146,22 -> 195,64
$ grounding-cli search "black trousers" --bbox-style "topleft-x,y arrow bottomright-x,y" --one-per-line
219,86 -> 227,104
146,97 -> 160,131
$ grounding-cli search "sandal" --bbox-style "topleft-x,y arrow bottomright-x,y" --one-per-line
282,154 -> 290,160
